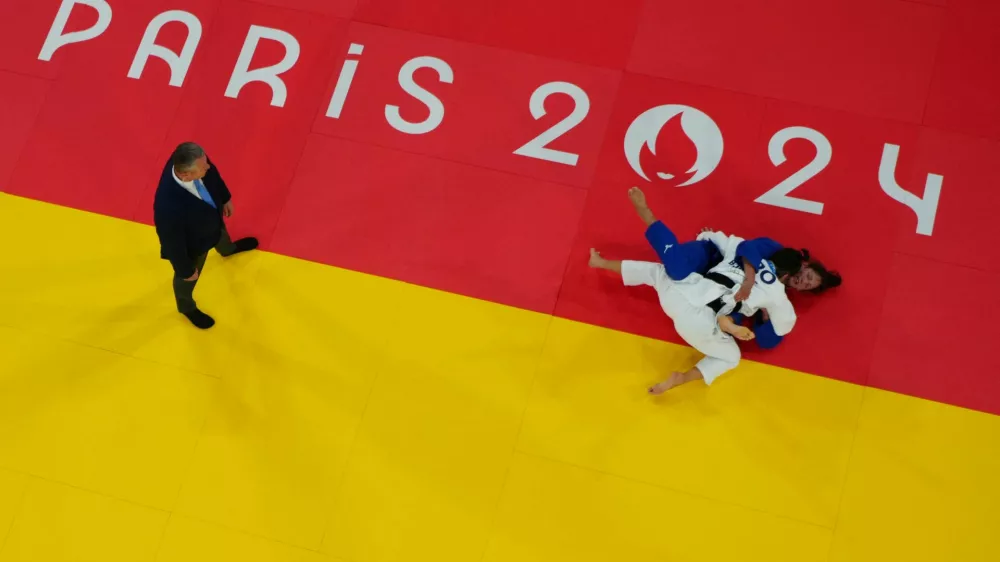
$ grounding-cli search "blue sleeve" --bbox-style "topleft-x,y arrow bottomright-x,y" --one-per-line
735,237 -> 783,268
752,317 -> 784,350
726,311 -> 782,349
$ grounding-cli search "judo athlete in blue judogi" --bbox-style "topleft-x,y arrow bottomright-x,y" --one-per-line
588,187 -> 841,394
642,211 -> 788,350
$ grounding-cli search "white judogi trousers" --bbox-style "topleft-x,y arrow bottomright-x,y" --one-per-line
622,260 -> 740,384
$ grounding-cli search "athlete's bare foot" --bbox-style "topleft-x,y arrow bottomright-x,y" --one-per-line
718,315 -> 755,341
628,187 -> 657,227
648,372 -> 683,395
728,326 -> 755,341
649,368 -> 703,395
589,248 -> 604,268
589,249 -> 622,274
628,186 -> 647,210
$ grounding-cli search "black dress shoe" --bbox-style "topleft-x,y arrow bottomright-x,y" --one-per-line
182,308 -> 215,329
233,237 -> 259,254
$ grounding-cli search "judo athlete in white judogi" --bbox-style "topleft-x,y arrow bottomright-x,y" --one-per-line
589,187 -> 809,394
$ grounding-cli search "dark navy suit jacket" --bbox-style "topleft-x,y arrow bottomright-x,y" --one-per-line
152,157 -> 232,279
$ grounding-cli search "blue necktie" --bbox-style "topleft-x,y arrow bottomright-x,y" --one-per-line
194,179 -> 216,209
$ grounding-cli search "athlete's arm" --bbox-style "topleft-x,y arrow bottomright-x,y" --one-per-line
763,298 -> 797,337
734,259 -> 755,301
750,312 -> 784,349
732,238 -> 783,301
727,311 -> 783,350
735,238 -> 783,272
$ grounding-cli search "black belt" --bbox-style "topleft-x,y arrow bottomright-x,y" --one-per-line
705,272 -> 742,315
706,271 -> 736,289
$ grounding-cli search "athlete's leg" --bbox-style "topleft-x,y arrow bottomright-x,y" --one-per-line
589,250 -> 666,290
590,250 -> 741,393
628,186 -> 721,280
589,248 -> 622,274
645,221 -> 722,280
628,186 -> 657,227
620,256 -> 671,289
648,367 -> 701,395
589,249 -> 674,295
648,336 -> 741,394
647,287 -> 742,394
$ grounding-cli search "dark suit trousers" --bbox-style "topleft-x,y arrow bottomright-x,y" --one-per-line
173,227 -> 239,313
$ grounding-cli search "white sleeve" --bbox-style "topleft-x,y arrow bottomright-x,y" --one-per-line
765,296 -> 797,336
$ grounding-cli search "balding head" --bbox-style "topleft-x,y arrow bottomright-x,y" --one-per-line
171,142 -> 210,181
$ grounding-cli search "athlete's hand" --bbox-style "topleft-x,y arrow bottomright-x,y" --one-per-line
734,283 -> 752,302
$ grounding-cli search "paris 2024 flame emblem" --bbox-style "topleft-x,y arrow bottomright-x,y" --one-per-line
623,105 -> 724,187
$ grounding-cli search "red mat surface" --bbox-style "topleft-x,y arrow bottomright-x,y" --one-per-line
870,253 -> 1000,415
131,0 -> 351,248
1,0 -> 999,414
354,0 -> 644,68
310,22 -> 622,188
271,133 -> 586,312
923,0 -> 1000,140
0,72 -> 49,188
628,0 -> 943,123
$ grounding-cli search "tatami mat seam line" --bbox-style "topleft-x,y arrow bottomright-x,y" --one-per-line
514,446 -> 837,533
474,313 -> 559,562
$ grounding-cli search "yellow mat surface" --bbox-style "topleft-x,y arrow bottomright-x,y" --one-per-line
1,193 -> 997,562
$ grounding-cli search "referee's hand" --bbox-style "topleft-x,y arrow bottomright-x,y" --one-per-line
184,269 -> 199,282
